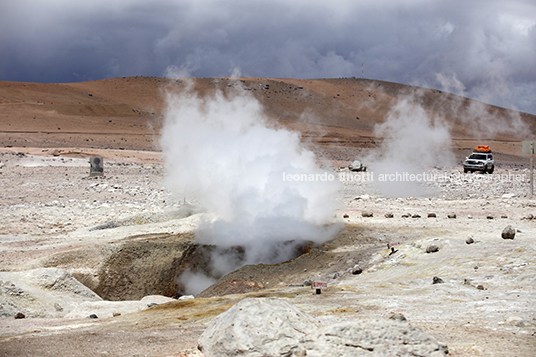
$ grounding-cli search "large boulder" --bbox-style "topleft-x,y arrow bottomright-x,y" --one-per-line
296,319 -> 448,357
198,298 -> 319,357
198,298 -> 448,357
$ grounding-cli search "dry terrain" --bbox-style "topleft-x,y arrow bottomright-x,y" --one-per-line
0,77 -> 535,356
1,77 -> 533,166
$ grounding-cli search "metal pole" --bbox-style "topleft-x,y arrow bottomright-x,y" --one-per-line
531,142 -> 534,196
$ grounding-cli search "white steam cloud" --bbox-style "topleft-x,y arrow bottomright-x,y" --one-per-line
160,81 -> 341,295
434,71 -> 532,139
179,270 -> 216,297
365,97 -> 454,198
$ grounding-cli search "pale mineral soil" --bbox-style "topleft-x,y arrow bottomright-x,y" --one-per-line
1,149 -> 536,357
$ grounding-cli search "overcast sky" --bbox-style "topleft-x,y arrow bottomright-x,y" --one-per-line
1,0 -> 535,114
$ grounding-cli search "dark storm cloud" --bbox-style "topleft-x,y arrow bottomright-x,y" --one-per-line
1,0 -> 535,113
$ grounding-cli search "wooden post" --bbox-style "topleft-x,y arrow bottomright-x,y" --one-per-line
531,142 -> 534,196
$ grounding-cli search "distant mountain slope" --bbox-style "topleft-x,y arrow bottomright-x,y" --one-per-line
0,77 -> 534,165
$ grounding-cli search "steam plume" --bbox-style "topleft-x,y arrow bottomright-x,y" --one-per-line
160,80 -> 341,295
365,97 -> 454,198
435,71 -> 532,139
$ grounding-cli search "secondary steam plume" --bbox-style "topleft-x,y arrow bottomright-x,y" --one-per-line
365,97 -> 454,198
435,71 -> 532,139
160,80 -> 341,295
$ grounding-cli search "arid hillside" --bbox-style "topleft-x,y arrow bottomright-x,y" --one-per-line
1,77 -> 535,166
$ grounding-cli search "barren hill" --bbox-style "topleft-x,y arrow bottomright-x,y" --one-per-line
1,77 -> 534,166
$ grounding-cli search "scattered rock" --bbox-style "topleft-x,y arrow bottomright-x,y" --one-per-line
468,346 -> 485,354
477,285 -> 485,290
332,273 -> 339,279
426,245 -> 440,253
501,215 -> 508,219
147,302 -> 158,308
88,314 -> 98,319
54,303 -> 63,312
14,312 -> 25,319
447,213 -> 456,219
389,313 -> 407,322
506,316 -> 526,327
427,213 -> 437,218
384,212 -> 394,218
522,214 -> 534,220
486,215 -> 494,219
466,237 -> 474,244
432,276 -> 444,284
179,295 -> 194,300
343,214 -> 349,218
113,311 -> 121,317
349,160 -> 366,172
401,213 -> 410,218
351,266 -> 363,275
303,279 -> 312,287
361,209 -> 373,218
502,225 -> 516,240
412,214 -> 421,218
439,344 -> 449,355
467,214 -> 473,219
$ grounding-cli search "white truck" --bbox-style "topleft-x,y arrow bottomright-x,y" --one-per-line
463,146 -> 494,174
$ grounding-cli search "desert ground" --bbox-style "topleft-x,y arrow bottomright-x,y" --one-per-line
1,77 -> 535,356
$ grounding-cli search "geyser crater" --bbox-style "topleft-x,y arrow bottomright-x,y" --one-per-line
160,78 -> 342,295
